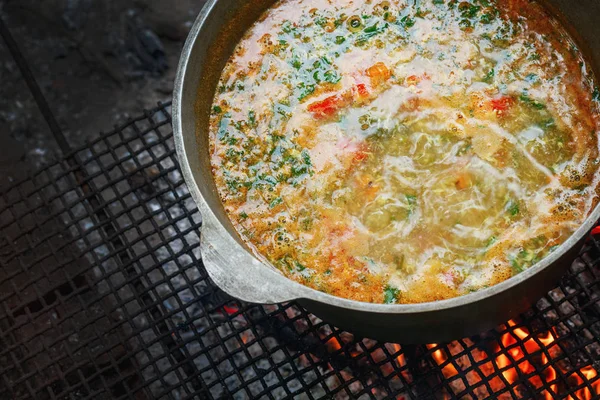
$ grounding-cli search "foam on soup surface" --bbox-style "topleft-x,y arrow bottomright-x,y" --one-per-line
208,0 -> 600,303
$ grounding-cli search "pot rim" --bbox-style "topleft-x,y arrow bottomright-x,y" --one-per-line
172,0 -> 600,314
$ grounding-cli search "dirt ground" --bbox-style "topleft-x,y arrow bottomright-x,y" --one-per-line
0,0 -> 206,168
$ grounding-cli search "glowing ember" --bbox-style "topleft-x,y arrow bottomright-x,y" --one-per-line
568,366 -> 600,400
296,317 -> 598,398
389,344 -> 406,370
240,331 -> 251,344
326,336 -> 342,352
493,320 -> 558,398
427,343 -> 458,378
222,305 -> 239,315
388,343 -> 410,381
419,320 -> 597,398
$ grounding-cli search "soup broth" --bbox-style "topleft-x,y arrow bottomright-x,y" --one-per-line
208,0 -> 600,303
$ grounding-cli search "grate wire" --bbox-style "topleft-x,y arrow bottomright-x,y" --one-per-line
1,103 -> 600,399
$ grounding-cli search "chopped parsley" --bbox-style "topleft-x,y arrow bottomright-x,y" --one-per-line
269,197 -> 283,209
482,68 -> 495,84
384,285 -> 400,304
507,200 -> 520,216
520,92 -> 546,110
400,15 -> 415,28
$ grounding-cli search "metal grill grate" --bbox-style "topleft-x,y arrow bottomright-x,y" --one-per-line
1,103 -> 600,399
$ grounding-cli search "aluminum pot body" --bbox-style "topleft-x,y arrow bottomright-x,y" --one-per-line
173,0 -> 600,344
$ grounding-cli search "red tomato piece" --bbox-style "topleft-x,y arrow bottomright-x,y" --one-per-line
307,95 -> 343,119
352,142 -> 371,164
354,83 -> 370,99
354,151 -> 369,162
490,96 -> 514,113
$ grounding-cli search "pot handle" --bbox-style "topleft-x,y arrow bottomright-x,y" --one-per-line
201,237 -> 302,304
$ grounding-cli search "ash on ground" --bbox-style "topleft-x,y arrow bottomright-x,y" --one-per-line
0,0 -> 206,167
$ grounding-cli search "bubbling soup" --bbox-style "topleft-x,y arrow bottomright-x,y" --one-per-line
208,0 -> 600,303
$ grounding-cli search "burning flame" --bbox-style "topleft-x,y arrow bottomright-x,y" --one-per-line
493,320 -> 600,399
307,318 -> 599,398
567,366 -> 599,400
326,336 -> 342,352
494,320 -> 557,399
388,343 -> 411,382
390,343 -> 406,369
427,343 -> 458,378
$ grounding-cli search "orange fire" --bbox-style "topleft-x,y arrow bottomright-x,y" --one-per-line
326,336 -> 342,352
314,320 -> 599,398
241,331 -> 250,344
388,343 -> 411,381
427,343 -> 458,378
494,320 -> 557,399
389,344 -> 406,368
567,366 -> 599,400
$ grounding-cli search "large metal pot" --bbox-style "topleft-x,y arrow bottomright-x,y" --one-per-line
173,0 -> 600,343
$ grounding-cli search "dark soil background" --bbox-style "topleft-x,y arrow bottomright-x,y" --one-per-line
0,0 -> 206,169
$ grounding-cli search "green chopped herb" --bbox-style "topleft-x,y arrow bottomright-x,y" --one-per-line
459,2 -> 481,18
298,83 -> 316,100
384,285 -> 400,304
335,35 -> 346,44
281,20 -> 293,33
294,261 -> 306,271
480,13 -> 494,24
459,19 -> 472,30
400,15 -> 415,28
510,250 -> 538,274
301,149 -> 312,165
482,68 -> 495,84
363,23 -> 379,34
212,105 -> 222,114
314,16 -> 327,27
520,92 -> 546,110
269,197 -> 283,208
323,70 -> 341,84
240,211 -> 248,219
248,110 -> 257,127
507,201 -> 520,216
509,256 -> 524,274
